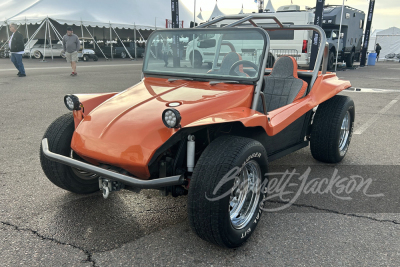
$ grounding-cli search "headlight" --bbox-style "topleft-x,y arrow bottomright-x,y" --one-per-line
64,95 -> 81,111
162,108 -> 181,128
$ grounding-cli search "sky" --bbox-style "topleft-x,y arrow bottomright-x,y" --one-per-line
181,0 -> 399,32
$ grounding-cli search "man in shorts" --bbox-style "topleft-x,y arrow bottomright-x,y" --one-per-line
62,27 -> 80,76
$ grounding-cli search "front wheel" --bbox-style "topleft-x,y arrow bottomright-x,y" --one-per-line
40,113 -> 99,194
310,95 -> 355,163
346,51 -> 355,68
188,135 -> 268,248
120,51 -> 127,58
33,50 -> 42,59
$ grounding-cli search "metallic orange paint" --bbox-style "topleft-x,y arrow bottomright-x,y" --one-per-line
70,73 -> 350,179
70,77 -> 254,179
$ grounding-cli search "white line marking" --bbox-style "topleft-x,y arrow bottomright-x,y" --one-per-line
345,87 -> 399,93
0,63 -> 142,72
354,95 -> 400,134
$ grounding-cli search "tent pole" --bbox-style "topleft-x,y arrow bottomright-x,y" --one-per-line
112,26 -> 133,60
48,19 -> 63,41
25,17 -> 29,41
41,17 -> 48,62
335,0 -> 345,72
25,19 -> 46,59
84,24 -> 108,60
6,22 -> 9,40
192,0 -> 196,68
48,18 -> 53,61
134,23 -> 137,59
48,19 -> 62,42
110,22 -> 113,60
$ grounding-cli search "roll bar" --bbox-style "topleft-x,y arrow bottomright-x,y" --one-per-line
197,14 -> 328,110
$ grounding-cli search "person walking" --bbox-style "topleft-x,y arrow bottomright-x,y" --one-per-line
9,23 -> 26,77
375,43 -> 382,61
162,39 -> 170,67
62,27 -> 80,76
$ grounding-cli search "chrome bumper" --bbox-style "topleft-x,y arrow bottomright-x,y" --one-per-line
41,138 -> 185,189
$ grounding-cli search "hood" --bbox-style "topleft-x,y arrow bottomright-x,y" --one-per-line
71,77 -> 254,179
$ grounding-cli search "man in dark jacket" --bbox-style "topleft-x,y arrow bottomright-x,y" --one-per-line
375,43 -> 382,61
9,23 -> 26,77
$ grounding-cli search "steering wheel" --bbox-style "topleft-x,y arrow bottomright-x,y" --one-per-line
229,60 -> 258,77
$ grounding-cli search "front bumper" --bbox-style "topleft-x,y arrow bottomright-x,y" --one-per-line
41,138 -> 185,189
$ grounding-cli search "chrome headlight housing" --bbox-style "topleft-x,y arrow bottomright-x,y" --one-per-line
162,108 -> 181,128
64,94 -> 81,111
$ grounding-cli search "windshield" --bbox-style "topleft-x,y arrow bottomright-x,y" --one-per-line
143,28 -> 267,82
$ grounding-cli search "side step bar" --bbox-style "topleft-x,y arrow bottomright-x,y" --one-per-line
41,138 -> 185,189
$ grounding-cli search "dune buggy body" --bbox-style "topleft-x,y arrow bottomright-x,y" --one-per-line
41,14 -> 353,248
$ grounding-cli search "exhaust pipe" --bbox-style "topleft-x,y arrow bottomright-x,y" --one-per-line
41,138 -> 185,189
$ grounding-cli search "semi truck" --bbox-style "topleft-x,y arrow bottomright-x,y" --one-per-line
321,5 -> 365,69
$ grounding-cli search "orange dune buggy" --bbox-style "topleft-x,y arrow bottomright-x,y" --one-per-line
40,15 -> 354,248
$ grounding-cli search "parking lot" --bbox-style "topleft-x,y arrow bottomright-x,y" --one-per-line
1,58 -> 400,266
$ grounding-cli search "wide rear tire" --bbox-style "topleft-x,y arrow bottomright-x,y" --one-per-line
188,135 -> 268,248
310,95 -> 355,163
40,113 -> 99,194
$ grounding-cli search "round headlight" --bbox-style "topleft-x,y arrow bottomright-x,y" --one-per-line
162,108 -> 181,128
64,95 -> 81,111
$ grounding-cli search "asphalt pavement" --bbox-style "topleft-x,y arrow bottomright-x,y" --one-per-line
0,58 -> 399,266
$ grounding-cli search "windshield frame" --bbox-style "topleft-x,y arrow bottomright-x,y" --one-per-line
142,27 -> 270,83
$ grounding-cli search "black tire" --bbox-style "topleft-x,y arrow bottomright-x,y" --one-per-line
190,51 -> 202,68
188,135 -> 268,248
346,51 -> 355,68
310,95 -> 355,163
83,55 -> 89,61
93,55 -> 98,61
120,51 -> 127,59
40,113 -> 99,194
328,51 -> 335,71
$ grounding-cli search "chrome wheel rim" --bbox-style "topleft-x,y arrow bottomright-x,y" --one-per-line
121,52 -> 126,58
70,150 -> 99,180
339,111 -> 351,154
229,160 -> 261,230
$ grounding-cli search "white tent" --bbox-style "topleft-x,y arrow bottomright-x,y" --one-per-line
1,0 -> 194,29
265,0 -> 275,13
207,2 -> 225,21
375,27 -> 400,61
368,29 -> 384,53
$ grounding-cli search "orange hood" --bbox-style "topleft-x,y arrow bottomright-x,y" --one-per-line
71,77 -> 254,179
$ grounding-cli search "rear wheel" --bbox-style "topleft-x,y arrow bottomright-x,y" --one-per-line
93,55 -> 98,61
188,135 -> 268,248
40,113 -> 99,194
328,51 -> 335,71
83,55 -> 89,61
310,95 -> 355,163
120,51 -> 127,58
346,51 -> 355,68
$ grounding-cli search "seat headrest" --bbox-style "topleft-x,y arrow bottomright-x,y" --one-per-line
270,56 -> 298,78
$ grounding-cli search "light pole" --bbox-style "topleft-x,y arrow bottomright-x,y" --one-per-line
334,0 -> 345,72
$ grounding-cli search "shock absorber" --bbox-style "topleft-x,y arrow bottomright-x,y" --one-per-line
187,135 -> 195,172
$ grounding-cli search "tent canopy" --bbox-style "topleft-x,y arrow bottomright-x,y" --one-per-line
375,27 -> 400,60
207,2 -> 225,21
1,0 -> 195,29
